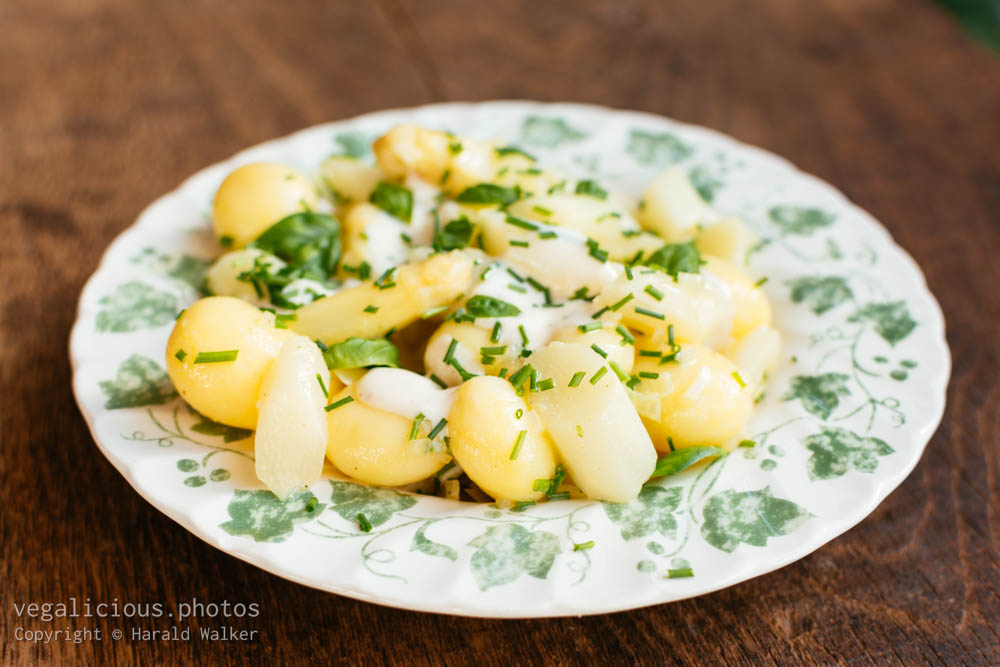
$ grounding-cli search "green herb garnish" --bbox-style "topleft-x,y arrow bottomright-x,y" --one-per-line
323,337 -> 399,369
575,180 -> 608,200
325,395 -> 354,412
455,183 -> 522,206
650,445 -> 723,479
645,241 -> 703,280
465,295 -> 521,318
193,350 -> 238,364
509,430 -> 527,460
369,181 -> 413,221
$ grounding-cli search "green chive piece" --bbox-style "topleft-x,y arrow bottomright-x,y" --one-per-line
518,324 -> 530,346
363,304 -> 379,314
174,349 -> 187,362
616,325 -> 635,344
325,395 -> 354,412
429,374 -> 447,389
510,239 -> 530,248
754,276 -> 769,287
634,306 -> 665,320
508,365 -> 534,389
357,513 -> 373,533
509,430 -> 527,460
316,373 -> 329,398
427,418 -> 448,440
639,349 -> 662,357
738,439 -> 756,448
491,322 -> 502,343
590,344 -> 608,358
506,267 -> 525,282
508,283 -> 527,293
529,368 -> 539,392
422,305 -> 448,319
444,338 -> 458,364
409,413 -> 425,440
538,378 -> 555,391
667,436 -> 676,452
668,324 -> 676,346
626,375 -> 641,389
532,479 -> 550,493
638,371 -> 660,380
480,345 -> 507,356
576,425 -> 584,438
610,293 -> 634,312
498,368 -> 509,378
589,366 -> 608,384
666,567 -> 694,579
274,313 -> 297,329
538,230 -> 557,240
644,284 -> 665,301
193,350 -> 239,364
574,540 -> 595,551
609,360 -> 629,382
515,408 -> 524,419
625,265 -> 634,280
578,321 -> 603,333
731,371 -> 746,388
566,371 -> 584,387
175,309 -> 186,321
533,205 -> 552,216
506,215 -> 538,231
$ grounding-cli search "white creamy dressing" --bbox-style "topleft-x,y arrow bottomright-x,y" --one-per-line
403,174 -> 441,245
281,278 -> 338,308
361,208 -> 410,276
356,367 -> 457,425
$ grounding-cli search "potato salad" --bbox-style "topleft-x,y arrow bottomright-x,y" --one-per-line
164,125 -> 780,506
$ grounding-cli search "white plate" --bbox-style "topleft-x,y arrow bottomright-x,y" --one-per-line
70,101 -> 949,617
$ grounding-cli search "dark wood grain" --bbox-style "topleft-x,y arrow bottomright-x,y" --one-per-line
2,0 -> 999,663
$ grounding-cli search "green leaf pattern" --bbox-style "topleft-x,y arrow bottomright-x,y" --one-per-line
519,116 -> 585,147
769,206 -> 836,236
805,427 -> 894,480
782,373 -> 852,420
96,282 -> 180,332
327,481 -> 417,528
701,487 -> 812,553
467,525 -> 560,590
99,355 -> 177,409
786,276 -> 853,314
602,485 -> 683,540
220,490 -> 325,543
626,129 -> 692,166
849,301 -> 917,345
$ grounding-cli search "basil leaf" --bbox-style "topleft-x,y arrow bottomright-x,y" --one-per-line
322,337 -> 399,369
645,241 -> 703,280
465,295 -> 521,318
250,212 -> 342,281
455,183 -> 522,206
370,181 -> 413,222
650,445 -> 723,479
575,179 -> 608,200
495,145 -> 536,161
433,216 -> 474,251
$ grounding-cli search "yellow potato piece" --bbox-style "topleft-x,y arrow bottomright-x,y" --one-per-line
374,125 -> 495,193
633,344 -> 753,451
637,166 -> 711,242
165,296 -> 294,429
324,385 -> 452,486
528,342 -> 657,503
424,321 -> 504,386
291,251 -> 476,345
703,256 -> 772,339
550,322 -> 634,375
212,163 -> 318,248
449,376 -> 557,502
723,325 -> 781,393
696,217 -> 758,267
319,156 -> 386,203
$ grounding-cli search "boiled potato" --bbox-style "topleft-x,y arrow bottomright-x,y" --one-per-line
633,344 -> 752,451
424,321 -> 504,386
205,248 -> 285,305
551,322 -> 634,375
374,125 -> 495,193
255,335 -> 330,499
696,217 -> 757,267
491,153 -> 563,195
592,269 -> 728,346
724,325 -> 781,393
449,376 -> 558,502
319,156 -> 385,203
340,202 -> 410,277
291,251 -> 476,345
528,342 -> 657,503
165,296 -> 294,429
324,385 -> 452,486
703,256 -> 771,339
638,167 -> 711,242
212,163 -> 318,248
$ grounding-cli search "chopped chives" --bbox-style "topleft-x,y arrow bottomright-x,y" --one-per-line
626,375 -> 641,389
508,283 -> 528,293
443,338 -> 458,364
375,267 -> 397,289
638,371 -> 660,379
506,267 -> 525,282
427,418 -> 448,440
274,313 -> 297,329
731,371 -> 746,388
589,366 -> 608,384
625,265 -> 633,280
609,360 -> 629,382
592,306 -> 609,318
538,378 -> 555,391
506,215 -> 538,231
174,349 -> 187,362
738,439 -> 756,448
315,339 -> 328,352
574,540 -> 595,551
634,306 -> 665,320
610,293 -> 634,312
357,513 -> 373,533
529,368 -> 539,392
515,408 -> 523,419
421,305 -> 448,319
509,430 -> 527,460
533,205 -> 552,216
449,357 -> 476,381
498,368 -> 509,378
193,350 -> 238,364
325,395 -> 354,412
481,345 -> 507,356
754,276 -> 769,287
569,371 -> 586,387
668,324 -> 676,346
509,240 -> 530,248
532,479 -> 550,492
538,230 -> 557,240
518,324 -> 530,346
548,491 -> 570,500
667,436 -> 675,452
513,500 -> 536,512
175,309 -> 186,321
429,374 -> 447,389
576,425 -> 584,438
490,322 -> 502,343
644,284 -> 664,301
363,304 -> 379,313
666,567 -> 694,579
508,365 -> 534,388
639,349 -> 661,357
616,325 -> 635,344
590,344 -> 608,358
579,321 -> 603,333
481,355 -> 496,366
316,373 -> 329,398
440,168 -> 451,185
409,413 -> 425,440
359,261 -> 372,280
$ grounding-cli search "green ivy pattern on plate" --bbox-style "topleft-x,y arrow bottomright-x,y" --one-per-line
70,103 -> 949,617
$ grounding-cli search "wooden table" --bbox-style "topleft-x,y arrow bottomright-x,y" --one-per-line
3,0 -> 999,663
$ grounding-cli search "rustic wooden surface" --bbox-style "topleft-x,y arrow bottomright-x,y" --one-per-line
2,0 -> 999,663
